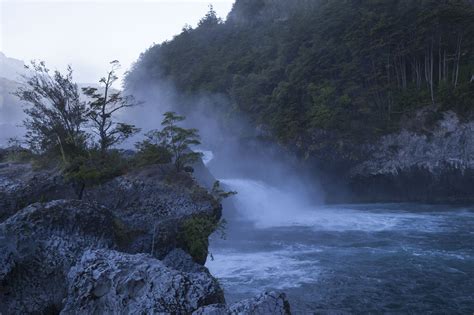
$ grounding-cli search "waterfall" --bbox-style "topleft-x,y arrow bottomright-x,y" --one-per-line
220,178 -> 315,228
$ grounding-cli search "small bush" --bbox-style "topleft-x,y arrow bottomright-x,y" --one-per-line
64,149 -> 127,199
133,140 -> 173,167
211,180 -> 237,202
179,215 -> 225,264
5,147 -> 35,163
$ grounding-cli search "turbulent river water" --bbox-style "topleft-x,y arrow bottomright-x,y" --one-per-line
205,178 -> 474,314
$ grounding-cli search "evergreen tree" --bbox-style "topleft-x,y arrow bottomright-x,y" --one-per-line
145,112 -> 202,172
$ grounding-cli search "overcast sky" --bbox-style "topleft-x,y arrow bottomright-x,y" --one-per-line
0,0 -> 234,83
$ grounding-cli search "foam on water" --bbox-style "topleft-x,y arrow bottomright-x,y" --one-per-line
210,161 -> 474,312
221,178 -> 450,232
206,247 -> 321,293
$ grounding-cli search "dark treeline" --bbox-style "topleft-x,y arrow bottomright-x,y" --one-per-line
126,0 -> 474,156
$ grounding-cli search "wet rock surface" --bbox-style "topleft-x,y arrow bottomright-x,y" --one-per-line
0,163 -> 221,258
353,112 -> 474,177
349,111 -> 474,202
61,249 -> 225,314
163,248 -> 211,274
0,163 -> 74,222
83,165 -> 222,259
0,200 -> 120,314
193,291 -> 291,315
0,162 -> 290,314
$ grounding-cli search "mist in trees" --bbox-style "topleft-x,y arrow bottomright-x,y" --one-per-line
126,0 -> 474,159
13,61 -> 203,199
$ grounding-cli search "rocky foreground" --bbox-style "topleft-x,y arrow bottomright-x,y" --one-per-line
0,161 -> 291,314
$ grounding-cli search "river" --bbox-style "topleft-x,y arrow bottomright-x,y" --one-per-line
205,177 -> 474,314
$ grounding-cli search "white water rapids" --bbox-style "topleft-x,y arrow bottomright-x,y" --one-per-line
199,149 -> 474,313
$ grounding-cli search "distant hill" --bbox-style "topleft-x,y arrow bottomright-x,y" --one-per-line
0,52 -> 26,145
0,52 -> 27,81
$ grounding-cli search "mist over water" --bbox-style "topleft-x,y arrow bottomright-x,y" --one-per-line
122,76 -> 474,312
220,178 -> 319,229
197,150 -> 474,314
3,55 -> 472,312
207,196 -> 474,313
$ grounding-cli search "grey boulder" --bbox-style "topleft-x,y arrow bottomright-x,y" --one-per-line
0,163 -> 74,222
61,249 -> 225,314
0,200 -> 123,314
193,291 -> 291,315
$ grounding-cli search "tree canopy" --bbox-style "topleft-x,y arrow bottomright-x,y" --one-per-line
126,0 -> 474,158
15,61 -> 139,198
14,61 -> 88,158
137,112 -> 202,172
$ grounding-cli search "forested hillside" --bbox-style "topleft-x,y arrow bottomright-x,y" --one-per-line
126,0 -> 474,160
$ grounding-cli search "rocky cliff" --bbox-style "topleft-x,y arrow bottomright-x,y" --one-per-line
345,110 -> 474,203
0,161 -> 291,314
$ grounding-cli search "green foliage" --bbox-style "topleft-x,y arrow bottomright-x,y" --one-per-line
15,61 -> 88,159
198,5 -> 222,28
211,180 -> 237,202
143,112 -> 202,171
2,138 -> 62,169
179,182 -> 235,263
179,215 -> 226,263
133,138 -> 173,167
63,150 -> 126,199
3,139 -> 35,163
126,0 -> 474,156
15,60 -> 142,197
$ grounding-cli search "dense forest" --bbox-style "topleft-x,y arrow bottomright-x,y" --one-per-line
125,0 -> 474,160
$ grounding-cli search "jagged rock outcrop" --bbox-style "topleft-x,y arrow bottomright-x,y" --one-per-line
352,111 -> 474,176
0,199 -> 225,314
0,163 -> 74,222
0,200 -> 122,314
0,163 -> 221,258
162,248 -> 211,274
82,165 -> 221,259
193,291 -> 291,315
349,111 -> 474,202
61,249 -> 225,314
0,162 -> 291,315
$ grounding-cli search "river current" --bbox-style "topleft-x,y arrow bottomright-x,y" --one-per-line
205,178 -> 474,314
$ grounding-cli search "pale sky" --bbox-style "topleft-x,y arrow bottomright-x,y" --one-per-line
0,0 -> 234,83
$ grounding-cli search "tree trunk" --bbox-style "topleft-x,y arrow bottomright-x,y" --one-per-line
394,56 -> 400,88
78,183 -> 85,200
443,50 -> 447,82
438,36 -> 442,84
430,40 -> 435,105
454,34 -> 462,88
402,55 -> 407,89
